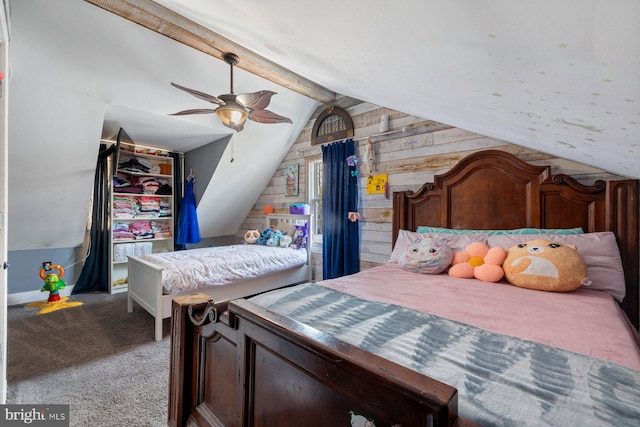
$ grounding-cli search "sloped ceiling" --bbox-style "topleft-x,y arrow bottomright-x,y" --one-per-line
151,0 -> 639,177
7,0 -> 318,250
6,0 -> 639,252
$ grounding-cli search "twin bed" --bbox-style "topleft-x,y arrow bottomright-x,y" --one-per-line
167,150 -> 639,426
126,214 -> 312,341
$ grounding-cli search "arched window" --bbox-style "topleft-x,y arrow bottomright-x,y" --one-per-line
311,106 -> 354,145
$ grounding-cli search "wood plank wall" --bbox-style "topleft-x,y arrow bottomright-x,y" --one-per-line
236,97 -> 622,282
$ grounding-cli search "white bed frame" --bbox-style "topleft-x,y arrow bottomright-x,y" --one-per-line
127,214 -> 312,341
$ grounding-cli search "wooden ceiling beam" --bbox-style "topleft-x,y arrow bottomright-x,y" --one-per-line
84,0 -> 336,103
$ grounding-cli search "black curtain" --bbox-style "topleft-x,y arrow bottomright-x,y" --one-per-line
72,144 -> 113,294
321,139 -> 360,279
171,152 -> 186,250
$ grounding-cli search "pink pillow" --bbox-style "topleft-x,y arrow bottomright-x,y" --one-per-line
488,232 -> 625,302
449,242 -> 506,282
390,229 -> 490,264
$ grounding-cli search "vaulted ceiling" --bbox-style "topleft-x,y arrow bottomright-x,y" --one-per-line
100,0 -> 639,177
6,0 -> 639,251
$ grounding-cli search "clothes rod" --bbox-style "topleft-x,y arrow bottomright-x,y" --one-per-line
100,138 -> 180,155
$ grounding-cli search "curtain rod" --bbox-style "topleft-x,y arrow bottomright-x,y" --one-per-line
295,126 -> 408,155
351,126 -> 408,143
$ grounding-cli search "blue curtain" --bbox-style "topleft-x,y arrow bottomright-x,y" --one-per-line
175,177 -> 201,246
73,144 -> 113,294
321,139 -> 360,279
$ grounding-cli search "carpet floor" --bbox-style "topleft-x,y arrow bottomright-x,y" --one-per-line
7,292 -> 171,427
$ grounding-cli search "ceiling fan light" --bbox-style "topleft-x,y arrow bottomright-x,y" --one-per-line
216,102 -> 248,127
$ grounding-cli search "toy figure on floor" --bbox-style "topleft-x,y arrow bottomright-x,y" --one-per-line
25,262 -> 83,314
40,262 -> 66,302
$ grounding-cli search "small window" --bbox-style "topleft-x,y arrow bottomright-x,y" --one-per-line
308,158 -> 323,239
310,106 -> 354,145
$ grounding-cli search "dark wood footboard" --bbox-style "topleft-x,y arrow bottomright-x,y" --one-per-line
169,295 -> 471,427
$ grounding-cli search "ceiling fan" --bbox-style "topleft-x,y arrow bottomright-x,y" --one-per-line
170,52 -> 292,132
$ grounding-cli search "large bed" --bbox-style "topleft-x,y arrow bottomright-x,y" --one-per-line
127,214 -> 312,341
167,150 -> 639,426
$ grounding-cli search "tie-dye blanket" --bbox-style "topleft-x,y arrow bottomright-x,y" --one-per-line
249,283 -> 640,427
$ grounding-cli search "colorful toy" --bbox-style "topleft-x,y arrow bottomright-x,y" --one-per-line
448,242 -> 506,282
26,261 -> 83,314
399,236 -> 453,274
279,234 -> 292,248
256,227 -> 274,245
266,229 -> 283,247
502,239 -> 589,292
244,229 -> 260,244
40,263 -> 66,302
290,222 -> 309,249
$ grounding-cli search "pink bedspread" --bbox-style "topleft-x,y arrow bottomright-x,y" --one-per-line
319,263 -> 640,371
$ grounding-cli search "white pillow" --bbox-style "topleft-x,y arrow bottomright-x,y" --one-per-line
390,229 -> 490,264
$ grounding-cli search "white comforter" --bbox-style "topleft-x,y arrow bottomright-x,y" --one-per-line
137,245 -> 307,294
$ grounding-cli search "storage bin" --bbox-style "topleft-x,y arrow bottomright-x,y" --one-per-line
289,204 -> 310,215
159,164 -> 172,175
134,241 -> 153,256
113,243 -> 135,262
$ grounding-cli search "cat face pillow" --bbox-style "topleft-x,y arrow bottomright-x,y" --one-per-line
399,236 -> 453,274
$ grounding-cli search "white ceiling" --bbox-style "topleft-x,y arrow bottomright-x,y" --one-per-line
5,0 -> 639,252
153,0 -> 639,177
6,0 -> 318,250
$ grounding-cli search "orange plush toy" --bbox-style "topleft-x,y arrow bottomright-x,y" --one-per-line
502,239 -> 589,292
448,242 -> 507,282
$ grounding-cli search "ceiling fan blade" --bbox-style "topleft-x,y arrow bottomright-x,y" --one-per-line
248,109 -> 293,124
236,90 -> 277,110
169,108 -> 217,116
171,82 -> 224,105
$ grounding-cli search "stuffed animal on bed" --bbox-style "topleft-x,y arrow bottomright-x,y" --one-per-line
448,242 -> 506,282
244,229 -> 260,244
256,227 -> 273,245
266,229 -> 282,247
399,236 -> 453,274
279,234 -> 292,248
502,239 -> 590,292
290,222 -> 309,249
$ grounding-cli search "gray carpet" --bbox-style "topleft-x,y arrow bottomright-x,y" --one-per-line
7,292 -> 171,427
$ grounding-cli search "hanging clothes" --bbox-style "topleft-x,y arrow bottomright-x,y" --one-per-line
175,176 -> 201,246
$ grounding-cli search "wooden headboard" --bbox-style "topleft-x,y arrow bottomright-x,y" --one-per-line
392,149 -> 639,329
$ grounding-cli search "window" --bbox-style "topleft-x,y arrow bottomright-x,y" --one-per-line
308,158 -> 323,238
310,106 -> 354,146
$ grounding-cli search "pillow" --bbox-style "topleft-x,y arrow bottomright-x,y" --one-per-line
502,239 -> 589,293
399,236 -> 453,274
448,242 -> 506,282
390,229 -> 490,263
271,218 -> 297,238
488,232 -> 625,301
416,226 -> 584,235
